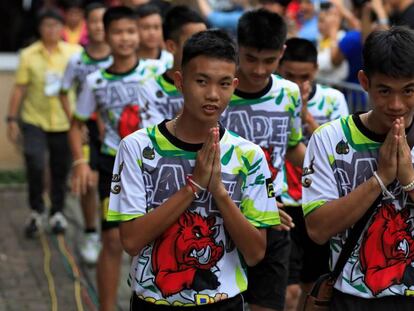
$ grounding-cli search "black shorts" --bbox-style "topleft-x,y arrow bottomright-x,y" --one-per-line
98,153 -> 120,231
86,119 -> 101,171
244,229 -> 290,310
286,205 -> 330,284
331,289 -> 414,311
130,293 -> 245,310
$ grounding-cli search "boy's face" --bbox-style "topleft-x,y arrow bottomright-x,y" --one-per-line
65,7 -> 84,28
106,18 -> 139,57
175,55 -> 238,124
359,71 -> 414,132
168,23 -> 207,66
39,17 -> 63,44
237,46 -> 282,90
87,8 -> 106,43
278,60 -> 317,92
137,13 -> 163,50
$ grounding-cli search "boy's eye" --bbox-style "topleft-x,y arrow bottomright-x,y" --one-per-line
404,88 -> 414,96
197,79 -> 207,85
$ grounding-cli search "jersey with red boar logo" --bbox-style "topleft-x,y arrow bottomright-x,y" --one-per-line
302,114 -> 414,299
107,121 -> 280,306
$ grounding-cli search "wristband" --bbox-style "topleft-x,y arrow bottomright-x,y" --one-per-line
5,116 -> 18,123
402,179 -> 414,192
72,158 -> 88,167
186,175 -> 207,192
373,171 -> 395,200
186,179 -> 199,199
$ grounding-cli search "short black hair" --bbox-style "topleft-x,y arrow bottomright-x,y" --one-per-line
37,8 -> 64,27
237,9 -> 287,51
363,27 -> 414,79
182,29 -> 237,68
163,5 -> 205,42
136,3 -> 161,19
259,0 -> 291,8
85,2 -> 106,20
103,6 -> 137,32
59,0 -> 83,10
280,38 -> 317,64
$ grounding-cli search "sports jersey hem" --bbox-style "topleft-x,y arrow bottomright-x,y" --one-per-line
73,113 -> 89,122
106,211 -> 143,222
303,200 -> 327,216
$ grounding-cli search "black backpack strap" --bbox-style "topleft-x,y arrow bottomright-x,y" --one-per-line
330,195 -> 382,279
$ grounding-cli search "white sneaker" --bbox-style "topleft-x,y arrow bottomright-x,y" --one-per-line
80,232 -> 101,265
49,212 -> 68,234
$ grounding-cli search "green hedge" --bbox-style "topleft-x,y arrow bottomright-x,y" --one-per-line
0,170 -> 26,184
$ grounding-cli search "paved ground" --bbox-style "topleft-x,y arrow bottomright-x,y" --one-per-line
0,186 -> 131,311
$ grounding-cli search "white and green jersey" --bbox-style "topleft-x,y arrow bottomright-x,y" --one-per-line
139,72 -> 183,120
141,49 -> 173,75
304,84 -> 349,143
74,61 -> 164,156
302,113 -> 414,299
107,121 -> 280,306
221,74 -> 302,196
281,84 -> 349,206
61,49 -> 112,95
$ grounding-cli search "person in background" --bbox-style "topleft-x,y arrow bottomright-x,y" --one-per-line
69,6 -> 164,310
222,9 -> 301,311
137,5 -> 206,121
61,0 -> 89,46
278,37 -> 349,311
136,3 -> 173,71
6,9 -> 81,238
60,2 -> 111,265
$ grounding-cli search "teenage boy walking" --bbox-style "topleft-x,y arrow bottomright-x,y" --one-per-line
69,6 -> 162,311
221,9 -> 303,311
61,2 -> 111,265
108,29 -> 280,310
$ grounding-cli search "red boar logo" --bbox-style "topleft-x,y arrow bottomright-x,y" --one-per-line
118,105 -> 141,139
151,211 -> 224,297
359,203 -> 414,295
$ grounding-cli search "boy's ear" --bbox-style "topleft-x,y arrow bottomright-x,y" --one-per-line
358,70 -> 369,92
173,70 -> 183,92
232,77 -> 239,89
165,39 -> 177,55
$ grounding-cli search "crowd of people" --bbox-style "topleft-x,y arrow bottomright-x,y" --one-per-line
5,0 -> 414,311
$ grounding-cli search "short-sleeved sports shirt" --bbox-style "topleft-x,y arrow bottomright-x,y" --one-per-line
221,74 -> 302,196
302,113 -> 414,299
138,72 -> 183,120
107,121 -> 280,306
74,60 -> 164,155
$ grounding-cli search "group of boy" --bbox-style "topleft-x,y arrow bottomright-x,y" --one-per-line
7,2 -> 414,311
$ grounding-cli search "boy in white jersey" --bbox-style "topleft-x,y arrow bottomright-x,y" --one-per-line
69,6 -> 161,311
303,27 -> 414,310
108,29 -> 280,310
138,5 -> 206,120
221,9 -> 302,311
277,37 -> 349,311
60,2 -> 111,265
136,3 -> 173,73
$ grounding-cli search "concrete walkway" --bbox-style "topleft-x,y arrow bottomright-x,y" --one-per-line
0,186 -> 130,311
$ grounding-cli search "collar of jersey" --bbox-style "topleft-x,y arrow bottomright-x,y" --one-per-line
81,49 -> 111,65
233,75 -> 273,100
102,61 -> 139,80
156,73 -> 180,96
156,119 -> 225,153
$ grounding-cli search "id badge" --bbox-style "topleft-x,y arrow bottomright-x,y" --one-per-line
44,71 -> 62,97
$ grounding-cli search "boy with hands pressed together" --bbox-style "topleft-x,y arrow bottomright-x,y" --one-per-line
108,29 -> 280,310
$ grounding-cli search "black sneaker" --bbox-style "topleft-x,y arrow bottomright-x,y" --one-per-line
49,212 -> 68,235
24,212 -> 43,238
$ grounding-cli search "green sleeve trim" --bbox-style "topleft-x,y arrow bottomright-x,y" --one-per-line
303,200 -> 327,216
106,210 -> 144,222
241,198 -> 281,227
73,113 -> 89,122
